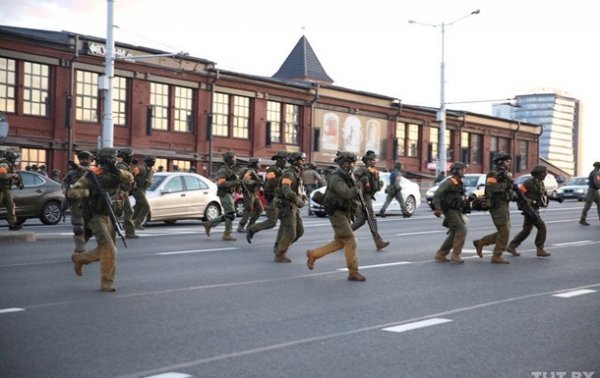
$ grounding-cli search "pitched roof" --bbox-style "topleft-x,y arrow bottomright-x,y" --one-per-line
272,36 -> 333,84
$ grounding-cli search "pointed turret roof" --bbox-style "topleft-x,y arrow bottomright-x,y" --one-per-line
272,36 -> 333,84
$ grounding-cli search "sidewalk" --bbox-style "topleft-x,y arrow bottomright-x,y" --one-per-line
0,230 -> 36,244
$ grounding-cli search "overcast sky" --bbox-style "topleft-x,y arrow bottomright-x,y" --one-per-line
2,0 -> 598,174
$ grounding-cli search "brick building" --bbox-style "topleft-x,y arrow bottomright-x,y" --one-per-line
0,25 -> 541,180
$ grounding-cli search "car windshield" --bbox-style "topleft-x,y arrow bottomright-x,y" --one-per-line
514,175 -> 530,184
463,176 -> 480,188
567,177 -> 588,186
149,175 -> 167,191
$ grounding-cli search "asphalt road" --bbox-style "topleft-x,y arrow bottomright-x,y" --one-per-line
1,201 -> 599,378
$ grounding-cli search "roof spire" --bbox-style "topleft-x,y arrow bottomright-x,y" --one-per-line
272,36 -> 333,84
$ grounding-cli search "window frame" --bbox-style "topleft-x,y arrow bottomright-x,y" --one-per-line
0,57 -> 16,113
23,61 -> 50,117
75,70 -> 99,123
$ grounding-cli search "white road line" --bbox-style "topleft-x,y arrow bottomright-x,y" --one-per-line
0,308 -> 25,314
552,240 -> 594,247
395,230 -> 444,236
553,289 -> 597,298
336,262 -> 411,271
157,247 -> 237,255
144,373 -> 192,378
382,318 -> 453,333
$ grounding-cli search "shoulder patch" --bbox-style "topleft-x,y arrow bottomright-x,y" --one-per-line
486,177 -> 498,184
450,177 -> 459,185
91,166 -> 103,175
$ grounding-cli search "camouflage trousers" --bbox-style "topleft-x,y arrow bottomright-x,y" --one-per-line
311,210 -> 359,273
249,200 -> 279,234
438,209 -> 467,256
75,214 -> 118,290
0,190 -> 16,226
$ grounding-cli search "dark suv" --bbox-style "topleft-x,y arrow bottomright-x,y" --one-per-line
0,171 -> 64,226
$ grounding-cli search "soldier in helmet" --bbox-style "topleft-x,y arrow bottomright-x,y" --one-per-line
69,148 -> 134,292
237,158 -> 264,233
116,148 -> 138,238
473,152 -> 515,264
0,150 -> 24,230
579,161 -> 600,226
378,161 -> 409,217
432,162 -> 469,264
302,161 -> 325,216
132,154 -> 156,229
246,151 -> 288,244
306,151 -> 366,281
273,151 -> 307,262
62,151 -> 94,251
352,150 -> 389,250
204,151 -> 239,240
508,165 -> 558,257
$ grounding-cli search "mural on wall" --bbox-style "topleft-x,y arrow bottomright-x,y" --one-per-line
314,109 -> 387,165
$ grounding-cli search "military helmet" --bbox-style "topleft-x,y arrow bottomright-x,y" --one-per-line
77,150 -> 93,160
96,148 -> 117,159
450,162 -> 467,175
334,151 -> 357,166
248,157 -> 261,167
223,151 -> 236,163
144,154 -> 156,161
493,152 -> 512,163
530,165 -> 548,177
4,151 -> 19,161
362,150 -> 377,163
288,152 -> 306,164
271,150 -> 288,161
117,148 -> 133,158
394,161 -> 402,169
307,162 -> 318,170
593,161 -> 600,169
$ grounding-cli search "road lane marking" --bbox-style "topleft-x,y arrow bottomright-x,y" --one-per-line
395,231 -> 444,236
0,308 -> 25,314
552,240 -> 594,247
336,262 -> 411,271
143,373 -> 192,378
553,289 -> 597,298
157,247 -> 237,255
382,318 -> 453,333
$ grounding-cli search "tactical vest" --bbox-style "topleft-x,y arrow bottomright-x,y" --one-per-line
86,170 -> 124,216
216,166 -> 239,196
355,165 -> 381,196
324,169 -> 359,216
440,178 -> 466,211
277,167 -> 302,199
0,161 -> 16,192
263,166 -> 283,201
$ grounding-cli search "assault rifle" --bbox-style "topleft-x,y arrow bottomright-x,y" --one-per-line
86,170 -> 128,248
512,184 -> 543,225
349,172 -> 387,250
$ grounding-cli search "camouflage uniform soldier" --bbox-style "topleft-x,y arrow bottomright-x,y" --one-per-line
302,162 -> 325,215
116,148 -> 138,238
273,152 -> 307,262
0,150 -> 24,230
132,155 -> 155,229
508,165 -> 558,257
473,153 -> 515,264
204,151 -> 239,241
237,158 -> 264,233
433,162 -> 469,264
62,151 -> 93,251
70,148 -> 133,292
379,161 -> 409,217
352,150 -> 389,250
579,161 -> 600,226
306,151 -> 366,281
246,151 -> 288,244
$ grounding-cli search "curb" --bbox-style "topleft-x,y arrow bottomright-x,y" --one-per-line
0,231 -> 37,244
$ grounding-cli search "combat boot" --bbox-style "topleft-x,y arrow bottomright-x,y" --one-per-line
100,286 -> 116,292
274,254 -> 292,263
126,234 -> 140,239
8,224 -> 23,231
434,250 -> 450,262
472,239 -> 484,258
536,247 -> 551,257
450,253 -> 464,264
377,210 -> 386,218
348,271 -> 366,282
375,237 -> 390,251
71,253 -> 84,276
579,219 -> 590,226
222,232 -> 237,241
237,225 -> 246,233
306,250 -> 316,270
203,221 -> 212,236
506,244 -> 521,256
246,228 -> 255,244
491,254 -> 510,264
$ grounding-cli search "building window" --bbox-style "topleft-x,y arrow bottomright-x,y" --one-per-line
518,141 -> 528,171
20,148 -> 47,170
23,62 -> 49,116
460,131 -> 469,163
284,104 -> 299,145
232,95 -> 249,139
150,82 -> 169,130
266,101 -> 281,143
212,92 -> 229,137
155,158 -> 167,172
171,159 -> 191,172
470,133 -> 482,165
76,70 -> 98,122
0,57 -> 16,113
429,127 -> 450,161
113,76 -> 127,126
407,123 -> 420,157
490,136 -> 510,166
174,86 -> 193,133
395,122 -> 406,157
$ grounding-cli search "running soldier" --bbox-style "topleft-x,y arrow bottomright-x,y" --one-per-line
132,155 -> 155,229
116,148 -> 138,238
379,161 -> 408,217
237,158 -> 264,233
62,151 -> 93,251
0,150 -> 24,230
203,151 -> 239,240
302,162 -> 325,215
579,161 -> 600,226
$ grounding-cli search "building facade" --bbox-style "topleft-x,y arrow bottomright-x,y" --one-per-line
0,25 -> 541,181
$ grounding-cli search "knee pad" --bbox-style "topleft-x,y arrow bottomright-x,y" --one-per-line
73,225 -> 84,236
225,211 -> 236,221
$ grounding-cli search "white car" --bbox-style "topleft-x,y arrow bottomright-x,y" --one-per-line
309,171 -> 421,217
426,174 -> 487,210
131,172 -> 222,225
514,173 -> 559,197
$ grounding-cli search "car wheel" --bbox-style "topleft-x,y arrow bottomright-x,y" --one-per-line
315,211 -> 327,217
204,202 -> 222,221
403,195 -> 417,217
234,199 -> 244,217
40,201 -> 62,225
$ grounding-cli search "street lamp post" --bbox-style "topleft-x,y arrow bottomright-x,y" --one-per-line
409,9 -> 480,180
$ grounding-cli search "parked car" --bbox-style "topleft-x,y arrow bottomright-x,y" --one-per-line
556,176 -> 588,201
233,190 -> 267,217
130,172 -> 222,225
514,173 -> 559,197
309,171 -> 421,217
426,174 -> 486,210
0,171 -> 64,226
